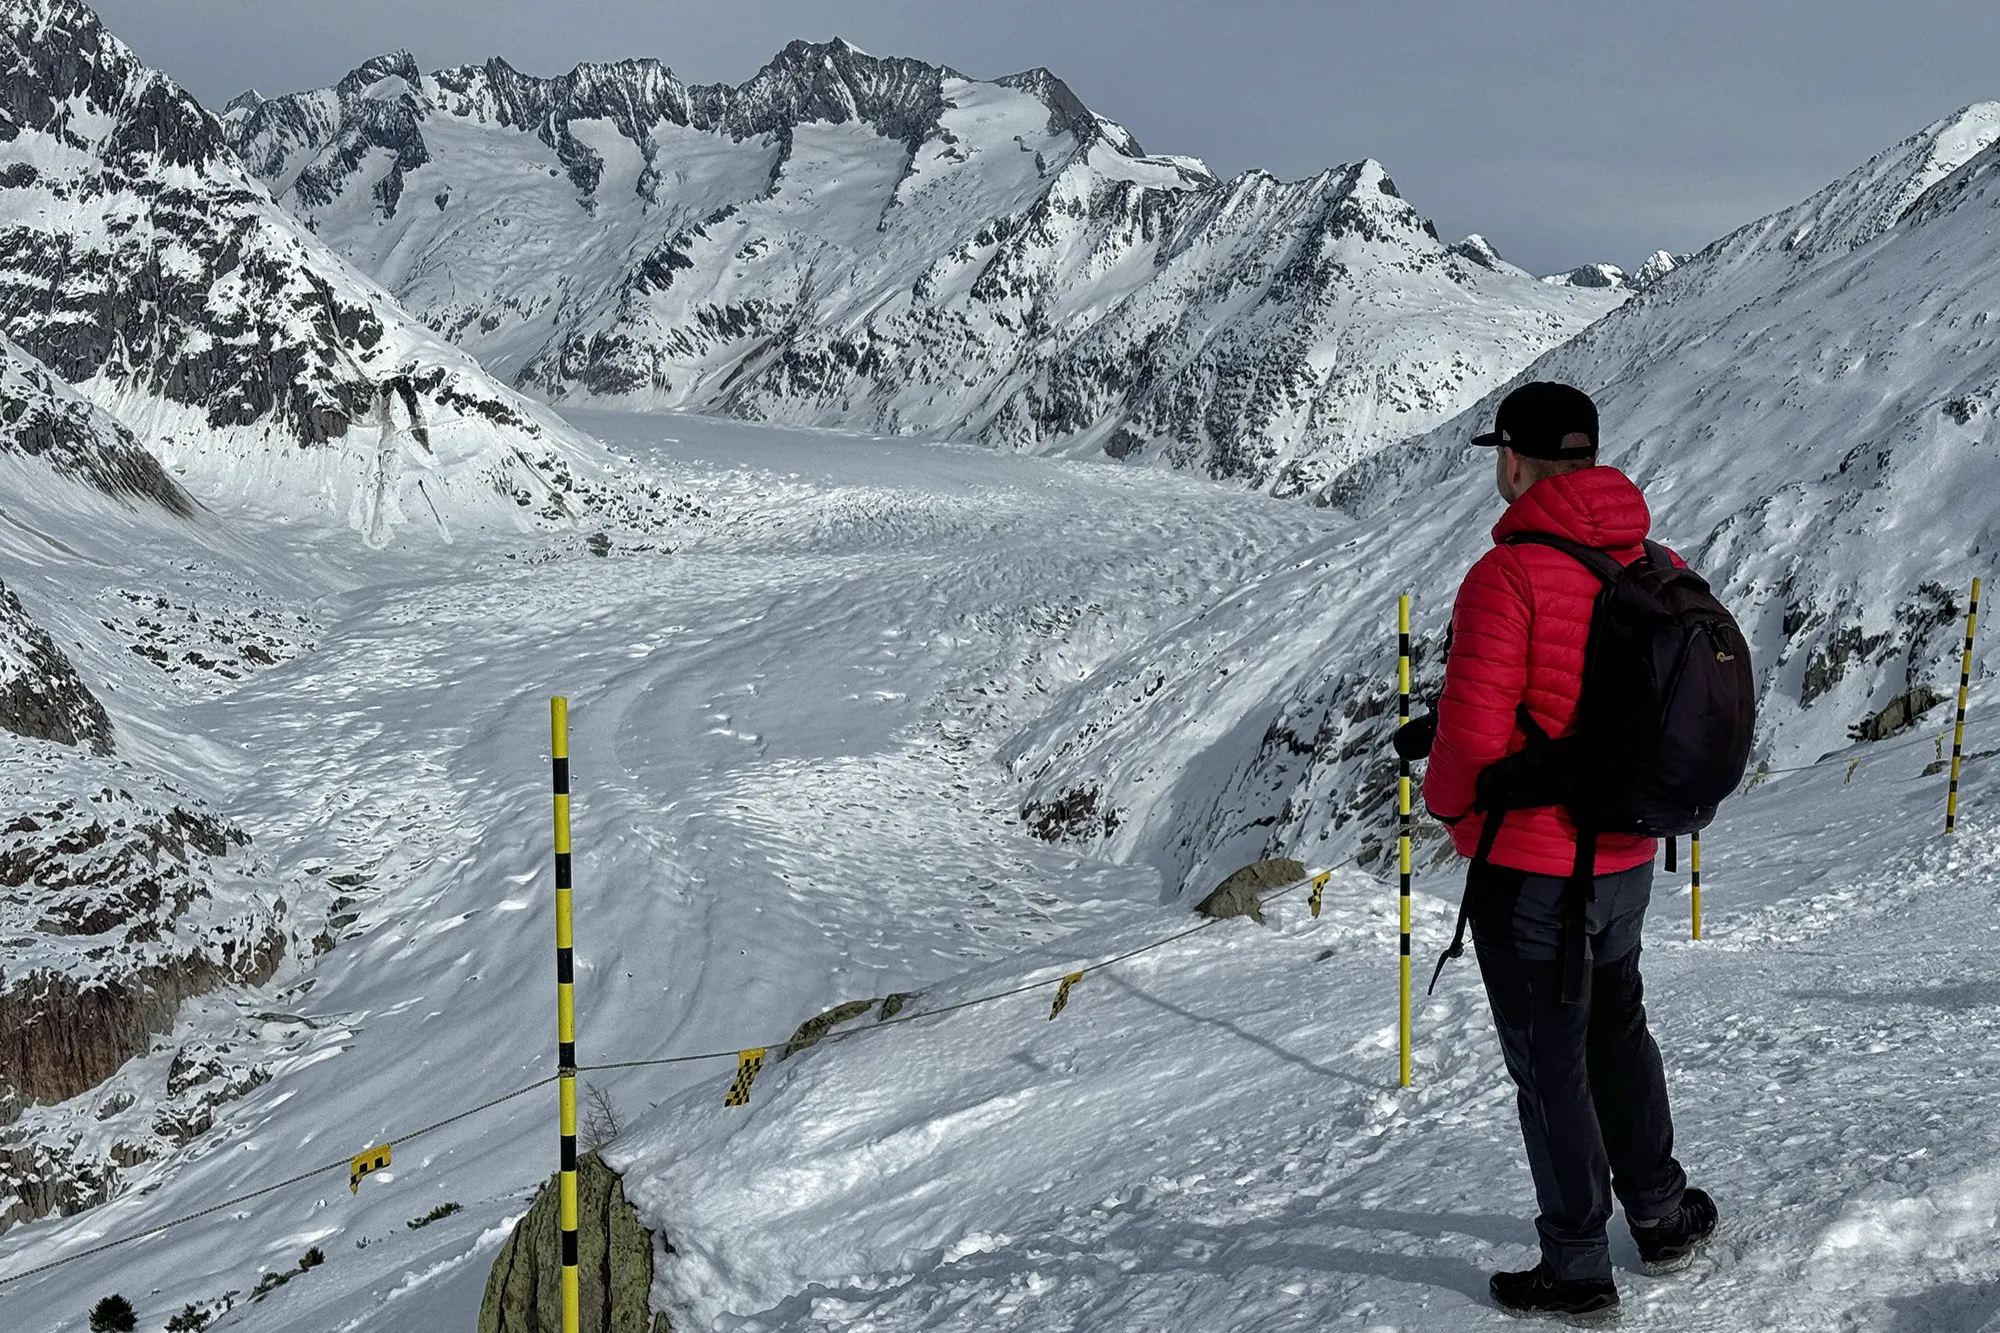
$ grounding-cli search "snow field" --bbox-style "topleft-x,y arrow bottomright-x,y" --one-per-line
617,725 -> 2000,1333
0,411 -> 1338,1329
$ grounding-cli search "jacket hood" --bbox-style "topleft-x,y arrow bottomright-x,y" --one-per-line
1492,466 -> 1652,550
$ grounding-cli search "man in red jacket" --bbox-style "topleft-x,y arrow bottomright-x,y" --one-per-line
1423,382 -> 1716,1318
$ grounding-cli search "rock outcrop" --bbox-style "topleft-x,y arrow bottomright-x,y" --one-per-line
1194,858 -> 1308,923
0,336 -> 195,516
480,1154 -> 672,1333
0,771 -> 282,1231
0,580 -> 114,754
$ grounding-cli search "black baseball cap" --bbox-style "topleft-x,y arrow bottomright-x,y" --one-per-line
1470,381 -> 1599,460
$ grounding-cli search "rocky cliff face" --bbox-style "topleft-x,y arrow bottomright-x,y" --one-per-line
0,0 -> 657,543
0,578 -> 292,1232
0,337 -> 195,517
0,579 -> 113,754
224,42 -> 1624,494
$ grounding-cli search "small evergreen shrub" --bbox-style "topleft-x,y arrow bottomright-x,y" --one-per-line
164,1304 -> 212,1332
407,1201 -> 462,1229
88,1295 -> 137,1332
299,1246 -> 325,1270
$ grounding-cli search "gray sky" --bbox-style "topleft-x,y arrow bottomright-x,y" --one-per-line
91,0 -> 2000,276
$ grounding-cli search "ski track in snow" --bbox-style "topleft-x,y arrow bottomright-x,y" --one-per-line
3,412 -> 2000,1333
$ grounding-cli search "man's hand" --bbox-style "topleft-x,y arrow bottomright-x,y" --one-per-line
1394,711 -> 1438,761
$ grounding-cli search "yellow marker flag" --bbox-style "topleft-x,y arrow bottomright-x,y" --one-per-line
350,1143 -> 392,1194
1308,870 -> 1331,919
1049,972 -> 1085,1021
724,1049 -> 767,1108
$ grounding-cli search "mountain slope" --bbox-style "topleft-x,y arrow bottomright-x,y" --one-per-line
0,0 -> 651,544
1005,101 -> 2000,896
223,44 -> 1624,494
0,336 -> 195,516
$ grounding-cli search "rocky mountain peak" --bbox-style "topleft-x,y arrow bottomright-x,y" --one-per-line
1633,249 -> 1681,288
335,49 -> 424,100
1542,262 -> 1630,289
994,66 -> 1141,154
218,27 -> 1623,496
713,37 -> 958,148
0,0 -> 226,171
1450,233 -> 1507,269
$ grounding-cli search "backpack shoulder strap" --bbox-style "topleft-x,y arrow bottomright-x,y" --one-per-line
1503,531 -> 1628,586
1642,539 -> 1674,570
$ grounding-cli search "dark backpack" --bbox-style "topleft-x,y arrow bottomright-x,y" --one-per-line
1430,535 -> 1755,1001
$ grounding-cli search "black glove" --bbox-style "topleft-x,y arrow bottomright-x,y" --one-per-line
1394,711 -> 1438,761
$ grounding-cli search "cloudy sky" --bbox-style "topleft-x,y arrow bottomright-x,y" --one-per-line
91,0 -> 2000,276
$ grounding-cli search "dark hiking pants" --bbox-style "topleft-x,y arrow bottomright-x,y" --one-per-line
1471,860 -> 1688,1281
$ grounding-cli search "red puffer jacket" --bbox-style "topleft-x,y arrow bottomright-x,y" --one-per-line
1424,466 -> 1675,876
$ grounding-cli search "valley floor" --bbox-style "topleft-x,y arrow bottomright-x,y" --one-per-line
2,413 -> 1998,1332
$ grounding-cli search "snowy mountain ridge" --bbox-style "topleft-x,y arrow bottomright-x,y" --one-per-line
223,43 -> 1627,495
0,0 -> 666,545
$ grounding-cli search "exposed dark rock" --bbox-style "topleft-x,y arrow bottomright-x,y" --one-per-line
781,999 -> 876,1059
0,0 -> 667,546
0,338 -> 195,515
1851,684 -> 1947,742
0,914 -> 272,1114
0,769 -> 276,1234
1195,858 -> 1308,924
0,0 -> 384,446
479,1153 -> 672,1333
1022,785 -> 1120,843
0,580 -> 113,754
1801,623 -> 1894,705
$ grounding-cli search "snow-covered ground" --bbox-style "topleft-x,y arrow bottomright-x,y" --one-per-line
3,410 -> 1998,1332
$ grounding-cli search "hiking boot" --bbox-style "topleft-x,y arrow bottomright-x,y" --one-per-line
1489,1263 -> 1619,1320
1631,1187 -> 1718,1273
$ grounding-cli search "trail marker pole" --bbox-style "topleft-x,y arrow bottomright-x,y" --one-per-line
1397,594 -> 1413,1089
551,698 -> 580,1333
1947,577 -> 1982,835
1689,833 -> 1702,941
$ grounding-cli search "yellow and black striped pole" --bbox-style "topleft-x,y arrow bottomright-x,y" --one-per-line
1396,594 -> 1413,1089
1947,577 -> 1982,835
550,698 -> 580,1333
1689,833 -> 1702,941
